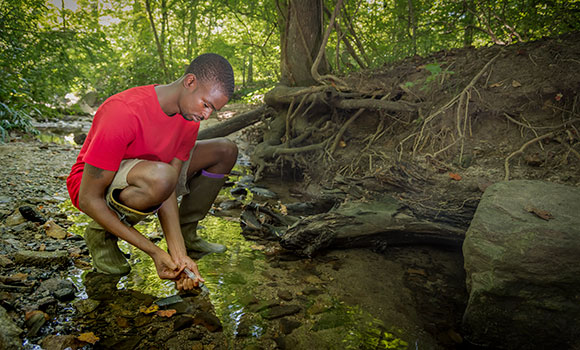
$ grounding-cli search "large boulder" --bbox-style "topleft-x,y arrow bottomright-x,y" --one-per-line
462,180 -> 580,349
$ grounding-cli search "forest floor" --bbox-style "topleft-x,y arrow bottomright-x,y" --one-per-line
1,32 -> 579,350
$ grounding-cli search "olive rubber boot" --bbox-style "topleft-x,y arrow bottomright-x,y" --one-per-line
179,172 -> 227,256
84,189 -> 155,275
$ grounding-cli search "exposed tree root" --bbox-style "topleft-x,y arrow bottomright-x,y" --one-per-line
411,52 -> 502,161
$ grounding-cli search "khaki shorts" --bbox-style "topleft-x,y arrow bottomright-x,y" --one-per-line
108,157 -> 191,199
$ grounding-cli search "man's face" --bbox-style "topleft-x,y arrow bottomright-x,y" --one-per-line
179,75 -> 229,122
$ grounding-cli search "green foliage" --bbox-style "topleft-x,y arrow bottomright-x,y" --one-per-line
422,62 -> 455,90
1,0 -> 578,139
232,82 -> 276,105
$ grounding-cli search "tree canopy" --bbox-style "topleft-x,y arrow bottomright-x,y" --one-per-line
1,0 -> 578,136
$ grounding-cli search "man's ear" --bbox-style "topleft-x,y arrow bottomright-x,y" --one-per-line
183,73 -> 198,90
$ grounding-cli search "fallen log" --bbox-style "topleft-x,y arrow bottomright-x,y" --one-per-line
198,105 -> 275,140
280,196 -> 465,256
241,195 -> 466,257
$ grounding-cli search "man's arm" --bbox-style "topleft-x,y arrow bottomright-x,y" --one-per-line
157,158 -> 204,290
78,163 -> 182,279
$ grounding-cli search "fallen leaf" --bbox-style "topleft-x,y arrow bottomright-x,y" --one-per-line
139,304 -> 159,314
555,93 -> 563,101
449,172 -> 462,181
156,309 -> 177,318
524,206 -> 554,221
489,81 -> 504,88
42,220 -> 67,239
39,244 -> 46,251
278,201 -> 288,215
512,80 -> 522,87
78,332 -> 100,344
339,140 -> 347,148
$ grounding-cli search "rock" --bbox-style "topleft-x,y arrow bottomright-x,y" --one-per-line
261,305 -> 301,320
311,310 -> 349,331
0,305 -> 23,350
249,187 -> 278,199
25,310 -> 48,336
277,290 -> 293,301
13,250 -> 70,267
38,278 -> 76,301
74,299 -> 101,314
236,313 -> 254,337
173,315 -> 195,332
40,334 -> 82,350
19,206 -> 46,224
4,210 -> 26,226
42,220 -> 68,239
462,180 -> 580,349
279,318 -> 301,335
193,310 -> 222,332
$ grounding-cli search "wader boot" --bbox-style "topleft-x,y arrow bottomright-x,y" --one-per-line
84,189 -> 156,275
179,172 -> 227,257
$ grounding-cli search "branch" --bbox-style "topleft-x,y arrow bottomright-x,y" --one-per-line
504,132 -> 555,181
198,105 -> 274,140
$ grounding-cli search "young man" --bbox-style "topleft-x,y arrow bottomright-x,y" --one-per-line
67,53 -> 237,291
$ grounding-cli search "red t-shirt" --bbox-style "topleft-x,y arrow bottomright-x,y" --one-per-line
67,85 -> 199,209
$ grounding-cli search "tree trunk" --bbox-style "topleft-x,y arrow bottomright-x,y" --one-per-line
279,0 -> 328,86
144,0 -> 171,81
247,52 -> 254,84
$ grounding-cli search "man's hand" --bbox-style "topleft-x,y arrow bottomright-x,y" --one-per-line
151,250 -> 184,280
174,255 -> 205,291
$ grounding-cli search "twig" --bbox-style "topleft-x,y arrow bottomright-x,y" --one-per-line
504,132 -> 555,181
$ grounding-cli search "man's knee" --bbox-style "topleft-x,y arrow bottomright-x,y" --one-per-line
146,162 -> 178,198
129,162 -> 177,202
215,138 -> 238,163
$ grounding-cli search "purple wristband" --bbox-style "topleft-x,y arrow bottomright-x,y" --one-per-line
201,169 -> 225,179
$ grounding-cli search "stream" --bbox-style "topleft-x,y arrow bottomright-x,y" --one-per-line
1,119 -> 469,349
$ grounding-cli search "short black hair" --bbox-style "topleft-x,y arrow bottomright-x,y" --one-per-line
185,53 -> 234,99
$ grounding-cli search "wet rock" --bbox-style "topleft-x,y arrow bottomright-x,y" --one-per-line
261,305 -> 301,320
173,315 -> 195,332
193,310 -> 222,332
38,278 -> 76,301
279,318 -> 301,335
277,290 -> 293,301
74,298 -> 100,314
249,187 -> 278,199
248,299 -> 279,313
25,310 -> 48,336
13,250 -> 70,267
463,180 -> 580,349
236,313 -> 254,337
19,205 -> 46,224
40,334 -> 83,350
0,305 -> 23,350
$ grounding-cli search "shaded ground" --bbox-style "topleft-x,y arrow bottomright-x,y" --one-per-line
1,32 -> 579,349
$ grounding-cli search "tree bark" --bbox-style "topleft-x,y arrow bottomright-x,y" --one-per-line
279,0 -> 328,86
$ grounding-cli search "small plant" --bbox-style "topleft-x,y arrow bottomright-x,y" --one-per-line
421,62 -> 454,90
0,102 -> 39,142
